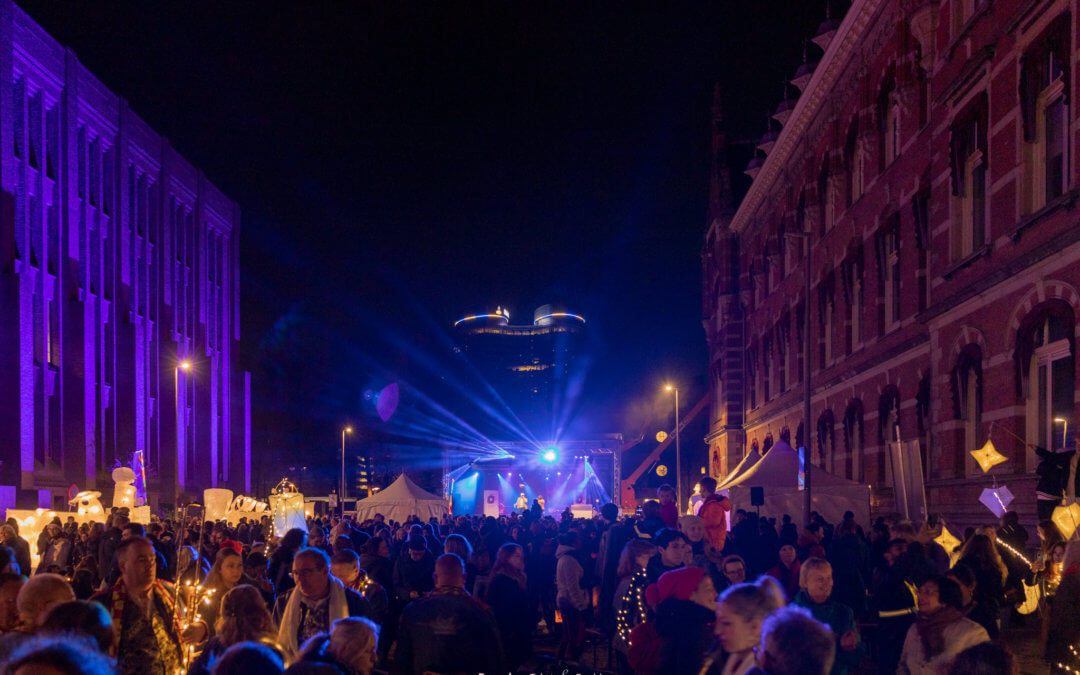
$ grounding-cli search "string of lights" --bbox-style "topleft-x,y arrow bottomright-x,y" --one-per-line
616,569 -> 648,647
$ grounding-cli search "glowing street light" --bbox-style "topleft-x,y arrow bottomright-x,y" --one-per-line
665,384 -> 682,512
341,426 -> 353,514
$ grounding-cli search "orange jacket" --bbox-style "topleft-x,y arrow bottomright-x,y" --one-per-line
698,493 -> 731,552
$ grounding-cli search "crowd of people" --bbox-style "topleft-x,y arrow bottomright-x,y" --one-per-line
0,478 -> 1076,675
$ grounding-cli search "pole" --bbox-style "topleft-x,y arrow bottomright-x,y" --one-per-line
341,430 -> 346,515
803,230 -> 813,528
674,386 -> 682,513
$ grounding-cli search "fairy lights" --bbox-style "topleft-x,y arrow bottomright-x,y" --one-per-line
175,581 -> 217,672
996,538 -> 1032,567
617,569 -> 648,647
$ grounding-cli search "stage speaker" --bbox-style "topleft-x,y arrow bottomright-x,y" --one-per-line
750,486 -> 765,506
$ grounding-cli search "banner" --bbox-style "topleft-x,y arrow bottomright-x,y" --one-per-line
889,440 -> 927,523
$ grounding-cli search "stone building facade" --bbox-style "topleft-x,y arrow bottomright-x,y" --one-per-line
0,0 -> 250,511
704,0 -> 1080,529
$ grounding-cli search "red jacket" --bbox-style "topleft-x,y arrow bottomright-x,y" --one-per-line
698,493 -> 731,552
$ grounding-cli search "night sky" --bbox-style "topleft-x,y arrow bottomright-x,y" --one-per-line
19,1 -> 828,488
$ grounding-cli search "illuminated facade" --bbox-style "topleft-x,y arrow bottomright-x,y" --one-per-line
0,0 -> 251,511
454,304 -> 585,439
704,0 -> 1080,529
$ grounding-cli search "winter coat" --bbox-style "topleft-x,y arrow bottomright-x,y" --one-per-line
827,534 -> 870,615
485,573 -> 532,670
792,591 -> 866,675
393,587 -> 502,675
653,598 -> 715,675
1035,445 -> 1075,499
1047,568 -> 1080,663
764,560 -> 801,601
555,544 -> 589,611
392,551 -> 436,602
896,614 -> 988,675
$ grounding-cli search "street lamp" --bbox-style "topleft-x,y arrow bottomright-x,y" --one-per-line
665,384 -> 682,512
341,426 -> 353,515
174,360 -> 193,504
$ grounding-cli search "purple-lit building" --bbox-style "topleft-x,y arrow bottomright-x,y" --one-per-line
0,0 -> 250,512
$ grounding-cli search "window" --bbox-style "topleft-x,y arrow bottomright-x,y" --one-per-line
818,274 -> 835,368
1021,14 -> 1070,211
876,215 -> 901,332
844,400 -> 864,481
842,247 -> 863,353
747,344 -> 758,409
1022,308 -> 1075,457
878,70 -> 900,169
762,334 -> 772,402
818,162 -> 834,234
845,122 -> 863,206
954,345 -> 983,475
816,411 -> 835,470
950,95 -> 987,260
879,387 -> 901,484
952,0 -> 984,36
777,315 -> 790,393
913,185 -> 931,312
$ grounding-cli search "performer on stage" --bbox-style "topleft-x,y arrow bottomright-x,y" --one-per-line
515,493 -> 528,512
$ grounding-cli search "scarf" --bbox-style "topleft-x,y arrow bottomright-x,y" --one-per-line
914,606 -> 963,658
277,576 -> 349,659
106,577 -> 177,658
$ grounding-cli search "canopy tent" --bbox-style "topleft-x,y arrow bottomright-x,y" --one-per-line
716,446 -> 763,491
354,473 -> 449,524
723,440 -> 870,527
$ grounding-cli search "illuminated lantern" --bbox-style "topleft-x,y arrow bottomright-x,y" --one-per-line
934,524 -> 961,556
204,488 -> 234,523
269,489 -> 307,536
112,467 -> 137,510
970,439 -> 1007,473
69,491 -> 104,517
978,485 -> 1014,518
1052,501 -> 1080,540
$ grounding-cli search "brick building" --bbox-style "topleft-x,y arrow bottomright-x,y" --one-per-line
704,0 -> 1080,529
0,0 -> 251,511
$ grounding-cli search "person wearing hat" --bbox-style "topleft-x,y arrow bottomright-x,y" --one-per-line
392,535 -> 435,603
628,566 -> 718,675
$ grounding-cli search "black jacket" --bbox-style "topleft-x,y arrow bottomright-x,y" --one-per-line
393,587 -> 501,675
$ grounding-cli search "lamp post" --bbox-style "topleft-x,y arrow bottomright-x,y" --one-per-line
174,360 -> 192,504
666,384 -> 682,512
785,229 -> 813,527
341,427 -> 352,515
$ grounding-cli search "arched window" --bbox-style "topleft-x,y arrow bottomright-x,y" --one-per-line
1017,301 -> 1076,461
878,386 -> 901,484
952,344 -> 983,475
817,410 -> 835,470
844,400 -> 864,481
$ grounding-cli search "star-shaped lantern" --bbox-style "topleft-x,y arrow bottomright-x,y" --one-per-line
970,439 -> 1007,473
934,525 -> 962,557
978,485 -> 1014,518
1052,501 -> 1080,540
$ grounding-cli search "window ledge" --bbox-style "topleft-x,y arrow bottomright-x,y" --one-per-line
1010,189 -> 1078,242
943,243 -> 992,279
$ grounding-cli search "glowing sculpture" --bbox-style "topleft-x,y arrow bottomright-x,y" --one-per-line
1052,501 -> 1080,540
223,495 -> 269,526
978,485 -> 1014,518
112,467 -> 137,510
70,491 -> 104,517
203,488 -> 234,523
970,439 -> 1007,473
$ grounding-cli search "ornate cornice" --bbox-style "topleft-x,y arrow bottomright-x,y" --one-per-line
730,0 -> 886,235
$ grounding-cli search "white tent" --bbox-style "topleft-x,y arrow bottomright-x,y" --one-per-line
724,440 -> 870,526
353,474 -> 449,524
716,446 -> 762,491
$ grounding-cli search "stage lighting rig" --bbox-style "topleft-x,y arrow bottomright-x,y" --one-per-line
541,448 -> 559,464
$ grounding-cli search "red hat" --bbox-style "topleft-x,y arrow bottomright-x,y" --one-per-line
645,566 -> 707,608
219,539 -> 242,554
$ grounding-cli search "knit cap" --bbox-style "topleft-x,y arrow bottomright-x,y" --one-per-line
644,566 -> 707,609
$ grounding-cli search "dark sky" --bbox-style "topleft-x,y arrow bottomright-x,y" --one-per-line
19,1 -> 828,483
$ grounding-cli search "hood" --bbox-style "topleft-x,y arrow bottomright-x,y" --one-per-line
556,544 -> 577,558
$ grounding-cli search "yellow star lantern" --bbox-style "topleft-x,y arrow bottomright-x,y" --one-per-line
970,439 -> 1007,473
1052,501 -> 1080,540
934,524 -> 961,556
